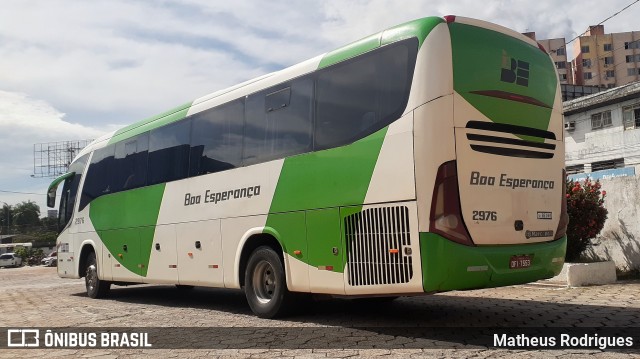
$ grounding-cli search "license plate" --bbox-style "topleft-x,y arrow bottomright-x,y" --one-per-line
509,255 -> 532,269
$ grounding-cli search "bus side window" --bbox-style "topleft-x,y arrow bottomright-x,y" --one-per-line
315,38 -> 417,150
113,133 -> 149,191
148,119 -> 191,185
189,100 -> 243,176
80,146 -> 115,211
243,77 -> 313,166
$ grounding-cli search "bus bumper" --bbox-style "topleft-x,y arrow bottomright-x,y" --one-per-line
419,233 -> 566,292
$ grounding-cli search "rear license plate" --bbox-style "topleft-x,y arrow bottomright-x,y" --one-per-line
509,255 -> 532,269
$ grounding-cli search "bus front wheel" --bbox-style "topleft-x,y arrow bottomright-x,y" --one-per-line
85,252 -> 111,299
244,246 -> 292,318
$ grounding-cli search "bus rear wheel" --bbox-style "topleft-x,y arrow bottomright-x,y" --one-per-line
244,246 -> 292,318
85,252 -> 111,299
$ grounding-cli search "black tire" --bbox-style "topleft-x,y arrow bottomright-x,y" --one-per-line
85,252 -> 111,299
244,246 -> 294,318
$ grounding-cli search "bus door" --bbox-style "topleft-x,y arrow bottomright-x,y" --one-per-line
49,154 -> 89,277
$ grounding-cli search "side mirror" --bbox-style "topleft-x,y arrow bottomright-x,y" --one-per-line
47,172 -> 75,208
47,187 -> 57,208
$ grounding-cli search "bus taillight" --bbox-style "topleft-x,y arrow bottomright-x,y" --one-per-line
429,161 -> 474,246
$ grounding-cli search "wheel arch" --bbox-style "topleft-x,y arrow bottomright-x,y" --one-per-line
77,239 -> 98,278
234,226 -> 286,289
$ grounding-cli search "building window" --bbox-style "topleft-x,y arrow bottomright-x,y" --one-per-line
622,104 -> 640,130
559,73 -> 567,80
626,54 -> 640,63
591,111 -> 612,129
581,45 -> 590,53
604,43 -> 613,51
566,164 -> 584,175
625,41 -> 640,50
582,59 -> 592,67
583,72 -> 593,80
591,158 -> 624,172
605,70 -> 615,78
604,56 -> 614,65
627,68 -> 640,76
555,61 -> 566,69
556,47 -> 566,56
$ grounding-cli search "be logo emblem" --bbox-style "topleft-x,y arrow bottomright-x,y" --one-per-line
500,51 -> 530,87
7,329 -> 40,347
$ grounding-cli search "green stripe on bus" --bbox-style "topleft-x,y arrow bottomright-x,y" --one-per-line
108,102 -> 192,145
318,17 -> 443,69
89,184 -> 166,277
265,127 -> 388,270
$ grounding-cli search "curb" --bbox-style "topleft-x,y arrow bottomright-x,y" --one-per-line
549,261 -> 617,286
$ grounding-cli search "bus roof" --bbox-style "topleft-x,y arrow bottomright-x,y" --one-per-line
77,16 -> 445,155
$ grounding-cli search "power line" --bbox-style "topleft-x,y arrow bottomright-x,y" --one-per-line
0,190 -> 45,196
549,0 -> 639,57
566,0 -> 639,46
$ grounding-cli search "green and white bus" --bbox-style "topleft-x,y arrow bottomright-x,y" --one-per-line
48,15 -> 568,318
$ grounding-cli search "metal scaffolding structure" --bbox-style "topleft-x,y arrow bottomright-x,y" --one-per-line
32,140 -> 93,178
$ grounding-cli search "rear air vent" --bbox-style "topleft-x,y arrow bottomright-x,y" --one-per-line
465,121 -> 556,159
344,206 -> 413,286
466,121 -> 556,140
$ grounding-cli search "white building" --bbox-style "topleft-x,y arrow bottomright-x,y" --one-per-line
564,81 -> 640,177
563,82 -> 640,273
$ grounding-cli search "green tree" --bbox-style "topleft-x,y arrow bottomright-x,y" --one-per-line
565,178 -> 608,262
1,203 -> 11,235
40,216 -> 58,232
12,201 -> 41,233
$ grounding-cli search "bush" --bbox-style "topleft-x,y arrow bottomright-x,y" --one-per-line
14,247 -> 44,266
565,178 -> 608,262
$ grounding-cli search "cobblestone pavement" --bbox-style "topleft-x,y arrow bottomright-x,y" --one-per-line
0,266 -> 639,358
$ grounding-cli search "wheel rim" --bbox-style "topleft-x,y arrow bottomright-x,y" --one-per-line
252,260 -> 277,304
86,264 -> 97,293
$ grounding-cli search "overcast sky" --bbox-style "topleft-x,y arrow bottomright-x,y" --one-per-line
1,0 -> 638,212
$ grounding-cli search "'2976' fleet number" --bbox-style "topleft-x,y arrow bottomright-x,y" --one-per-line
472,211 -> 497,221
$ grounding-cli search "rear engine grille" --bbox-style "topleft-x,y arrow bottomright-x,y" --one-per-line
344,206 -> 413,286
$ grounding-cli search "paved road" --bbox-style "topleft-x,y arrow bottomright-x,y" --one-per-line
0,266 -> 639,358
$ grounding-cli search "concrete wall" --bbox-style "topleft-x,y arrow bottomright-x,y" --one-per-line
583,174 -> 640,273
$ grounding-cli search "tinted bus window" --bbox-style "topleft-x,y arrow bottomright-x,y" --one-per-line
244,77 -> 313,165
148,119 -> 191,185
113,132 -> 149,191
190,101 -> 244,176
80,145 -> 115,210
59,154 -> 89,228
315,38 -> 417,150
